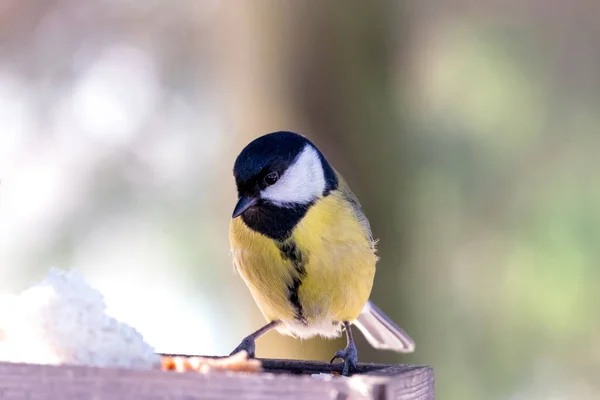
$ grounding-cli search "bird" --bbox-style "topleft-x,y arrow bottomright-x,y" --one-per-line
228,131 -> 415,375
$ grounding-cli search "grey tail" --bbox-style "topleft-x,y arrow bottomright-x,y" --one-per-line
353,301 -> 415,353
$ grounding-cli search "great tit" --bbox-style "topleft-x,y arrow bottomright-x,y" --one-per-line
229,131 -> 414,375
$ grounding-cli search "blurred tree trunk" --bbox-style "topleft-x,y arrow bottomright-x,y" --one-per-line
285,1 -> 414,364
215,0 -> 414,363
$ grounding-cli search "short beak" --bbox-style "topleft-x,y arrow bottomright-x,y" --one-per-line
232,196 -> 258,218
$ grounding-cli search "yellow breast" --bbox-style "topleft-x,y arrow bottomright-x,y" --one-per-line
229,189 -> 377,338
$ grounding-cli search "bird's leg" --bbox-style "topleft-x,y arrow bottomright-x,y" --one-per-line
330,321 -> 359,376
229,320 -> 281,358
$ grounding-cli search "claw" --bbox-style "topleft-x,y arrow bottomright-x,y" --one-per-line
228,321 -> 281,359
329,349 -> 344,363
229,336 -> 256,358
329,343 -> 358,376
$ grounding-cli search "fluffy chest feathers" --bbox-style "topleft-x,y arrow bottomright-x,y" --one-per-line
229,189 -> 377,339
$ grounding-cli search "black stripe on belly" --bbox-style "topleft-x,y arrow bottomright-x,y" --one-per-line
287,277 -> 305,323
277,240 -> 308,324
278,241 -> 306,275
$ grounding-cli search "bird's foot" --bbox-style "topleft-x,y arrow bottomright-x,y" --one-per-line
229,336 -> 256,358
330,342 -> 358,376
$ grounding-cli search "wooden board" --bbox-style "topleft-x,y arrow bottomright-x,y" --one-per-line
0,358 -> 434,399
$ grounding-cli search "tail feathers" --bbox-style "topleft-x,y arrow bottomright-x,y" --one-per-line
354,301 -> 415,353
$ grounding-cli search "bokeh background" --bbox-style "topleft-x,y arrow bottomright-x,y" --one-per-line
1,1 -> 599,398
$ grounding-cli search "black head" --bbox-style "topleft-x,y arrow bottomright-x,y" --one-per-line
233,131 -> 310,197
231,131 -> 338,240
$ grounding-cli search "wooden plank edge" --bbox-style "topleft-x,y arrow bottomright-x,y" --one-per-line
160,354 -> 428,376
0,358 -> 435,399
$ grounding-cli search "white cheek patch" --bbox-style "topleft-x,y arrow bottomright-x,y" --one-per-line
261,145 -> 326,206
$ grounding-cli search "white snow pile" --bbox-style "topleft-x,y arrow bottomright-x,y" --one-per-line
0,268 -> 160,370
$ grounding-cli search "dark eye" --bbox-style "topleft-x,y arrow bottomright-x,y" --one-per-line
264,172 -> 279,186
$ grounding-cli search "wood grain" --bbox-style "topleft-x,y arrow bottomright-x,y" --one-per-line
0,358 -> 434,400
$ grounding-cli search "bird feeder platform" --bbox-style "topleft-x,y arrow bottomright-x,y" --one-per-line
0,356 -> 434,399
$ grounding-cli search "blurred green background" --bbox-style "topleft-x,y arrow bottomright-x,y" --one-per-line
1,1 -> 599,399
